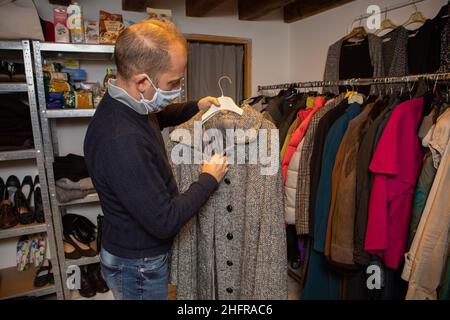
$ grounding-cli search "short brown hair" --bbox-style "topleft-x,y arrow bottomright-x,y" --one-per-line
114,19 -> 187,83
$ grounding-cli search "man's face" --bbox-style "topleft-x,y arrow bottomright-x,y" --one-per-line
157,42 -> 187,91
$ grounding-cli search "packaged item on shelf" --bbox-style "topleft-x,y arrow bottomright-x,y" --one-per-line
103,68 -> 116,89
99,10 -> 124,44
54,7 -> 70,43
85,20 -> 99,44
63,91 -> 76,109
60,67 -> 87,82
63,91 -> 94,109
47,92 -> 65,109
77,82 -> 101,95
42,63 -> 62,73
67,2 -> 85,43
75,91 -> 94,109
48,60 -> 80,70
43,70 -> 68,82
46,79 -> 72,93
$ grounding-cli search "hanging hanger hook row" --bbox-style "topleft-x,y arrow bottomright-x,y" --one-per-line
218,75 -> 232,97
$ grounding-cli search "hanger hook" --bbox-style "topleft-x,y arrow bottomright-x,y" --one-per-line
218,76 -> 232,97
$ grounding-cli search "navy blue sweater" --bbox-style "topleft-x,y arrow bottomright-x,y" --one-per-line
84,93 -> 218,259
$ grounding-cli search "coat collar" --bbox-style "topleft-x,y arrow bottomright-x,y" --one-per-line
170,104 -> 263,148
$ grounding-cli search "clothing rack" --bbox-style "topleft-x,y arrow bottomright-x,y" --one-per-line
349,0 -> 425,31
257,72 -> 450,92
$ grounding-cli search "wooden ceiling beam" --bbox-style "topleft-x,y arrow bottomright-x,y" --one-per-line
186,0 -> 228,17
284,0 -> 355,23
238,0 -> 296,21
122,0 -> 153,12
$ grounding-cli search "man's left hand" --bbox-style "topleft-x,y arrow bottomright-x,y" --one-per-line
198,96 -> 220,111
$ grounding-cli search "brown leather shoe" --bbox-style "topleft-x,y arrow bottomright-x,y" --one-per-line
0,200 -> 18,229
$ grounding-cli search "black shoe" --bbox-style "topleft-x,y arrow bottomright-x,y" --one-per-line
5,175 -> 20,203
34,260 -> 55,288
63,213 -> 96,245
10,63 -> 26,82
79,265 -> 97,298
63,240 -> 83,260
15,189 -> 35,225
0,200 -> 18,229
21,176 -> 33,205
64,233 -> 97,257
0,60 -> 11,82
0,177 -> 5,201
34,177 -> 45,224
88,263 -> 109,293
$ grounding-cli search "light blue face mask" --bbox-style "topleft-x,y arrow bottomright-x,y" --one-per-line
140,75 -> 181,113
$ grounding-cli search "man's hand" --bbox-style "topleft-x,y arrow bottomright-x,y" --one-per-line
198,96 -> 220,111
201,154 -> 228,183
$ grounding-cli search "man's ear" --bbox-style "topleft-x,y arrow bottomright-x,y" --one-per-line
133,74 -> 149,93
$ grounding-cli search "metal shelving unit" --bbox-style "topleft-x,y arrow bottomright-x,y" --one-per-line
0,149 -> 36,161
0,40 -> 63,300
44,109 -> 96,118
58,193 -> 99,207
0,223 -> 47,240
32,41 -> 111,299
0,83 -> 28,93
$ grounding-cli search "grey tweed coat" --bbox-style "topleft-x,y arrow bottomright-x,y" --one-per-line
323,33 -> 385,94
167,105 -> 288,300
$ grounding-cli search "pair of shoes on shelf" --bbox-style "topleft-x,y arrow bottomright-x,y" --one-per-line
0,60 -> 26,82
64,233 -> 97,259
79,263 -> 109,298
63,213 -> 97,259
0,175 -> 44,229
17,234 -> 46,271
34,259 -> 55,288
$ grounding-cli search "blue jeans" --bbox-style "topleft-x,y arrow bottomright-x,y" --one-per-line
100,248 -> 169,300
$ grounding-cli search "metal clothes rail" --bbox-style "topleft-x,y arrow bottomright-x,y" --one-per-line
257,72 -> 450,92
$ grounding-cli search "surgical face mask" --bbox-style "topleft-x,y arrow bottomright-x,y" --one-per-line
140,75 -> 181,113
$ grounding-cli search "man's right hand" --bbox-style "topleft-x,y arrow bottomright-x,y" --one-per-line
201,154 -> 229,183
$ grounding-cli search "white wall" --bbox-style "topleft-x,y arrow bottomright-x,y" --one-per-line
288,0 -> 447,83
33,0 -> 291,94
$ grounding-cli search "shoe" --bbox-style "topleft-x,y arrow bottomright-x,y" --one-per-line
0,60 -> 11,82
34,181 -> 45,224
21,176 -> 33,204
0,200 -> 18,229
17,235 -> 31,271
5,175 -> 21,203
15,189 -> 35,225
10,63 -> 26,82
79,265 -> 97,298
0,177 -> 5,201
64,241 -> 82,260
63,213 -> 96,244
64,233 -> 97,257
34,259 -> 54,288
88,263 -> 109,293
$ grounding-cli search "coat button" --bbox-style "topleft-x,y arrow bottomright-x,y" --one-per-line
226,205 -> 233,212
227,233 -> 233,240
227,260 -> 233,266
224,178 -> 230,185
226,287 -> 233,294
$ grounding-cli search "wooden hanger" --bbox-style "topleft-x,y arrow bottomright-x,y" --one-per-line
375,10 -> 398,36
403,3 -> 427,28
343,26 -> 367,41
201,76 -> 243,125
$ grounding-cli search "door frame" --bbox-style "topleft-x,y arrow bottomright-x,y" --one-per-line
183,34 -> 252,101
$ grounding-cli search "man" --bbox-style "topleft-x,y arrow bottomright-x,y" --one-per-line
84,19 -> 228,300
